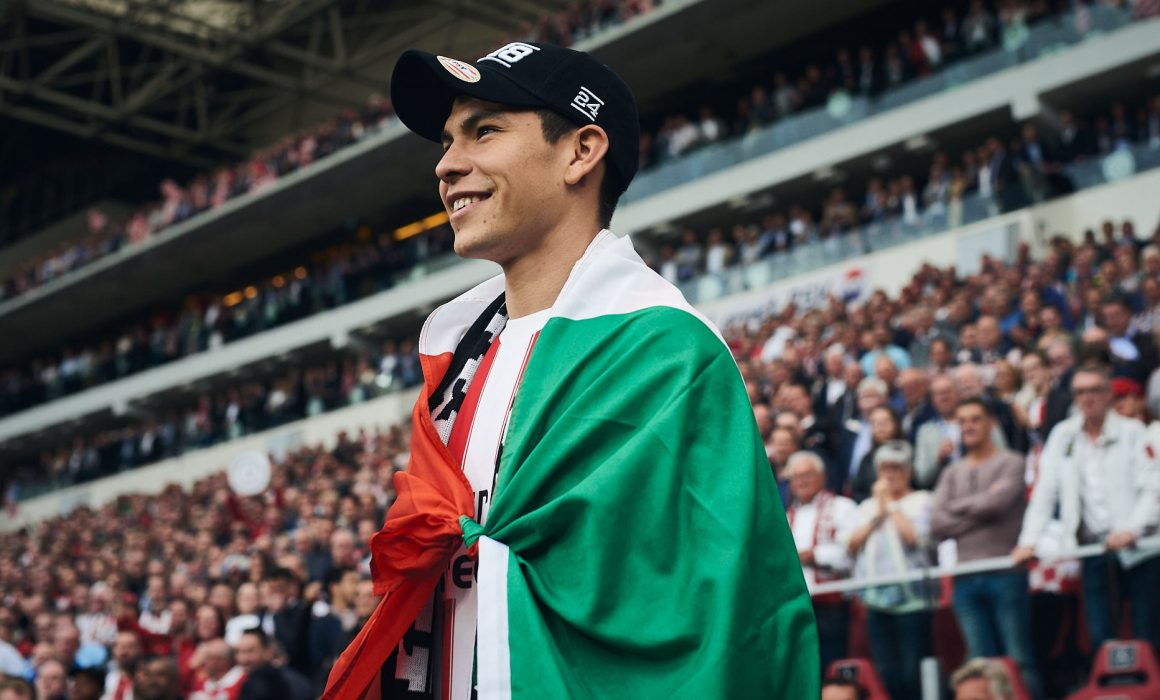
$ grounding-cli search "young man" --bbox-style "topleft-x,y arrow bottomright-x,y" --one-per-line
325,42 -> 817,699
931,398 -> 1041,698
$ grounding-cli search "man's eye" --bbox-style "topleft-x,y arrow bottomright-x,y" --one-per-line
477,125 -> 497,138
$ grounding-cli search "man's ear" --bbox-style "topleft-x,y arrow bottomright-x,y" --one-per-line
563,124 -> 610,186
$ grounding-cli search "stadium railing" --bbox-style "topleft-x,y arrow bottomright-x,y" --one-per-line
677,142 -> 1160,306
812,536 -> 1160,598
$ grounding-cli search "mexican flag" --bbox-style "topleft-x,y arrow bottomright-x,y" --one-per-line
325,231 -> 818,699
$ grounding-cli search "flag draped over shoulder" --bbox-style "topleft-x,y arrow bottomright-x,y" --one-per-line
324,230 -> 818,700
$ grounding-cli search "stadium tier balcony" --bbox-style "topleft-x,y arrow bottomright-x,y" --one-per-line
3,86 -> 1160,489
3,2 -> 1154,360
2,2 -> 1159,500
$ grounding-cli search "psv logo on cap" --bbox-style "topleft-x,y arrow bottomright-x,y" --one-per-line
437,56 -> 480,83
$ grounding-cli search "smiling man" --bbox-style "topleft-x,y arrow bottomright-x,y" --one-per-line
323,42 -> 817,700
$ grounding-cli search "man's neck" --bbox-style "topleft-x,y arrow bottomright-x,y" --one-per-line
797,491 -> 821,506
502,222 -> 601,319
965,442 -> 997,464
1084,413 -> 1107,438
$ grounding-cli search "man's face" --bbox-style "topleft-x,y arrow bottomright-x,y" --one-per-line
234,634 -> 267,673
437,98 -> 576,265
1114,393 -> 1144,421
1101,303 -> 1131,337
1021,355 -> 1046,389
1072,371 -> 1111,422
824,352 -> 844,378
857,390 -> 884,418
36,661 -> 66,699
354,581 -> 380,620
52,624 -> 79,661
977,318 -> 1001,350
783,386 -> 812,419
769,430 -> 797,466
954,677 -> 995,700
787,459 -> 824,504
1047,345 -> 1072,379
956,404 -> 992,451
134,659 -> 177,700
112,632 -> 142,667
899,371 -> 927,407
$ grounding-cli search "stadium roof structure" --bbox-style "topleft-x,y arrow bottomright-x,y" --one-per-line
0,0 -> 569,167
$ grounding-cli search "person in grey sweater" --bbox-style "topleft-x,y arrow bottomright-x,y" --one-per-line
932,397 -> 1043,699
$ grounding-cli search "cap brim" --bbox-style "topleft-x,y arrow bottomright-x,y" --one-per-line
391,50 -> 546,143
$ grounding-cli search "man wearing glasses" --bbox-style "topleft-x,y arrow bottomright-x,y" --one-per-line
1012,362 -> 1160,655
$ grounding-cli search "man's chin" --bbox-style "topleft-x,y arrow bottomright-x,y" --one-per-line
453,236 -> 510,266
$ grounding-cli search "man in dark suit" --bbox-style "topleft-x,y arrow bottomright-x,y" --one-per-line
1042,339 -> 1076,439
987,137 -> 1030,213
1100,294 -> 1158,383
1055,110 -> 1094,164
260,568 -> 313,679
1017,122 -> 1073,199
236,629 -> 312,700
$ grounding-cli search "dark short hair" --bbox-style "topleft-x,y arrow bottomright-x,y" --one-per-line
956,396 -> 993,417
241,627 -> 271,648
535,109 -> 621,228
268,566 -> 297,584
72,666 -> 107,686
325,566 -> 357,588
1100,293 -> 1133,311
1074,360 -> 1112,382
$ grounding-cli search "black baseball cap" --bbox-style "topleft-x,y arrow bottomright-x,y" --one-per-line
390,41 -> 639,195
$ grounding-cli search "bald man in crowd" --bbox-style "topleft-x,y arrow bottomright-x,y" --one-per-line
190,639 -> 246,700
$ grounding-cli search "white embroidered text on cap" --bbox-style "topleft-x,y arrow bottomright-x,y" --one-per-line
571,86 -> 604,122
479,42 -> 540,68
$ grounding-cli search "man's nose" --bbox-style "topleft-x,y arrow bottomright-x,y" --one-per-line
435,142 -> 470,183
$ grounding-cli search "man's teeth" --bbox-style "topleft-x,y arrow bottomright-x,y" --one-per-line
453,195 -> 485,212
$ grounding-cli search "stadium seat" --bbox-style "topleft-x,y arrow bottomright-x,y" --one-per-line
1066,640 -> 1160,700
993,657 -> 1033,700
826,658 -> 890,700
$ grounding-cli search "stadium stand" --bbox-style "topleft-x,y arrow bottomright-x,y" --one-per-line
2,81 -> 1156,504
3,0 -> 1160,699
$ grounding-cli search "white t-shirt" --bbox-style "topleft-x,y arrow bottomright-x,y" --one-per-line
438,308 -> 550,700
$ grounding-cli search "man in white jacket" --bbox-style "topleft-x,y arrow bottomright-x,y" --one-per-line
1012,362 -> 1160,655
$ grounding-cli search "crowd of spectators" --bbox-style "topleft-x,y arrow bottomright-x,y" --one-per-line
635,0 -> 1149,169
648,94 -> 1160,286
735,213 -> 1160,698
7,87 -> 1158,430
0,427 -> 406,699
4,210 -> 1160,699
0,224 -> 453,420
0,0 -> 662,305
8,339 -> 424,501
6,0 -> 1147,306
